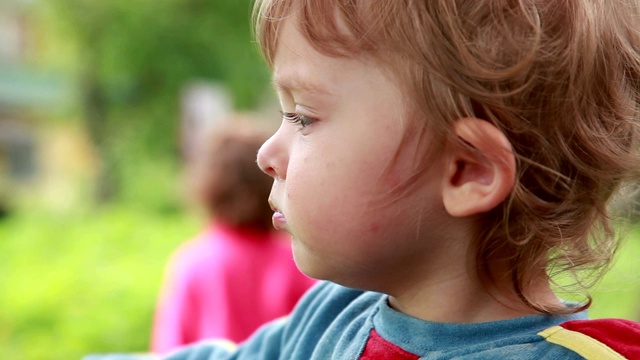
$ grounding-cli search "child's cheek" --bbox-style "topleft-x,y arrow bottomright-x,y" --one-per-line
380,149 -> 420,191
381,162 -> 415,192
384,173 -> 404,189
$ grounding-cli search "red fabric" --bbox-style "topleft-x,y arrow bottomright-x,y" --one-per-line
560,319 -> 640,359
359,329 -> 420,360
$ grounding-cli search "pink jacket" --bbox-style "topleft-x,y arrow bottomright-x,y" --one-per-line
151,223 -> 316,354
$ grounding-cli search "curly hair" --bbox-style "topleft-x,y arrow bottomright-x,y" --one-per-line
254,0 -> 640,313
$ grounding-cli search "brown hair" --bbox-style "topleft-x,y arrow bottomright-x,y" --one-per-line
254,0 -> 640,313
190,123 -> 273,232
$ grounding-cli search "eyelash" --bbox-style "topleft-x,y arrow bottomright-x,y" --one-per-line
281,111 -> 316,129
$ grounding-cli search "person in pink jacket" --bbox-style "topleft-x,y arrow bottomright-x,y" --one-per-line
151,123 -> 315,354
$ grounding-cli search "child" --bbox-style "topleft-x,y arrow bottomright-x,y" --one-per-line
151,123 -> 315,354
87,0 -> 640,358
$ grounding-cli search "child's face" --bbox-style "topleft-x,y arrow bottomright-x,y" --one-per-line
257,19 -> 450,289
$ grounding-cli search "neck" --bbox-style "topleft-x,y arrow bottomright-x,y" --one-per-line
385,265 -> 562,324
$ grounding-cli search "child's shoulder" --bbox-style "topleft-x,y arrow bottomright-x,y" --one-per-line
295,285 -> 640,360
539,318 -> 640,360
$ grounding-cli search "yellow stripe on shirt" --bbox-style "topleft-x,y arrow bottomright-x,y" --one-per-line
538,325 -> 627,360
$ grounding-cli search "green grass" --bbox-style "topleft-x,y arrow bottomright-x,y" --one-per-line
0,206 -> 638,359
590,227 -> 640,320
0,206 -> 199,359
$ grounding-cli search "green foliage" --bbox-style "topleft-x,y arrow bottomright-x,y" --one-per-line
38,0 -> 271,201
589,227 -> 640,319
0,206 -> 199,359
46,0 -> 269,108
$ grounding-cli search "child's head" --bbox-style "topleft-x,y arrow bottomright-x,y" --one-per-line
254,0 -> 640,314
190,122 -> 273,232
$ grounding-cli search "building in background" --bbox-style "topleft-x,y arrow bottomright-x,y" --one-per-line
0,0 -> 68,216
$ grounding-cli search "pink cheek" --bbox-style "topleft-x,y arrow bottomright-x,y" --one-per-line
383,159 -> 415,189
384,174 -> 403,189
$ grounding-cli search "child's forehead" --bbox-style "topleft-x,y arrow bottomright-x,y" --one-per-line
271,19 -> 384,97
272,73 -> 333,97
257,0 -> 378,68
270,19 -> 333,88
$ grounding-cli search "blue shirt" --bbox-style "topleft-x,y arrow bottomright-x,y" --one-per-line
86,281 -> 591,359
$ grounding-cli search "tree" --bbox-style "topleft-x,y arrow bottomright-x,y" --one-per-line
45,0 -> 269,202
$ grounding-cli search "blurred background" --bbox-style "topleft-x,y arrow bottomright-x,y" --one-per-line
0,0 -> 638,359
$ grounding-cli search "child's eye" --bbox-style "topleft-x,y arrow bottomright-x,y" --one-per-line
281,111 -> 316,129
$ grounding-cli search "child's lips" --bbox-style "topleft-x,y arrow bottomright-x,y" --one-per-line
272,211 -> 287,230
269,199 -> 287,230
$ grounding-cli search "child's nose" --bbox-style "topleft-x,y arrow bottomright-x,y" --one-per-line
257,128 -> 287,180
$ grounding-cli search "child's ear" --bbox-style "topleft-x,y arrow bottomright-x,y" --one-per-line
442,118 -> 516,217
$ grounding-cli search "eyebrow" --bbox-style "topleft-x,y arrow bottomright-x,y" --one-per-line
272,75 -> 332,96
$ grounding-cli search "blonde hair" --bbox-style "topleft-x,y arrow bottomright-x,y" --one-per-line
254,0 -> 640,314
